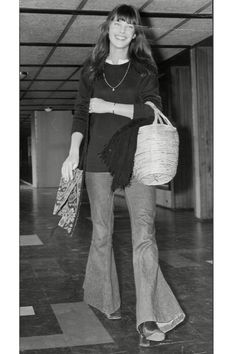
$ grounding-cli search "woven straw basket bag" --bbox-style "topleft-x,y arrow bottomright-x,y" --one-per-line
133,103 -> 179,186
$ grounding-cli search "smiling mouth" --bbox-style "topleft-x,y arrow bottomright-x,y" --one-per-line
115,35 -> 126,40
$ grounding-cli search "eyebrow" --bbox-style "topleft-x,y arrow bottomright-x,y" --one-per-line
115,19 -> 134,25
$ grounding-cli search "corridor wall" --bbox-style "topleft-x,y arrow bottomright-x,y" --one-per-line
156,60 -> 194,210
155,43 -> 213,220
31,110 -> 73,187
191,46 -> 213,219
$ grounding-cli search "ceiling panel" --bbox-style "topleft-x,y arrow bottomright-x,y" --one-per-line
84,0 -> 147,11
200,4 -> 212,13
157,31 -> 211,46
142,18 -> 184,40
145,17 -> 212,44
21,99 -> 40,105
62,16 -> 106,43
20,66 -> 42,78
68,70 -> 82,80
156,19 -> 212,46
20,46 -> 52,64
180,18 -> 212,31
20,14 -> 71,42
20,0 -> 213,125
21,99 -> 51,105
20,81 -> 32,90
47,47 -> 92,64
19,0 -> 82,9
30,81 -> 65,90
43,99 -> 76,104
21,98 -> 75,105
144,0 -> 212,13
49,91 -> 77,99
157,48 -> 184,61
59,81 -> 80,90
37,67 -> 78,80
23,91 -> 62,99
21,105 -> 49,110
21,109 -> 33,112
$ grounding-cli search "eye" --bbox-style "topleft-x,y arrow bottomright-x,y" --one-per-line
126,24 -> 134,32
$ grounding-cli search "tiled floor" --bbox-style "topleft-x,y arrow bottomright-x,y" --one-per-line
20,185 -> 213,354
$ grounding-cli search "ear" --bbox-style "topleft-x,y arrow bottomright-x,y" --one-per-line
132,33 -> 136,39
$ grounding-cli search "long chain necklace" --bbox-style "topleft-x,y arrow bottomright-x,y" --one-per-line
103,61 -> 131,92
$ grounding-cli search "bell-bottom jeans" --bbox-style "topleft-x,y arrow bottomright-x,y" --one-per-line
83,172 -> 185,331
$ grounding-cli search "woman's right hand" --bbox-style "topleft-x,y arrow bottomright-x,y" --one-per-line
61,153 -> 79,181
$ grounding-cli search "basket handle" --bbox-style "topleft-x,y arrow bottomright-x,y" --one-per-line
145,101 -> 173,126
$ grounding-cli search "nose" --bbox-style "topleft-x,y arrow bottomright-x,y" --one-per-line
119,23 -> 126,34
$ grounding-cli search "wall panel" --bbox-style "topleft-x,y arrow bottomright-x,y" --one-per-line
170,66 -> 194,209
191,46 -> 213,219
31,110 -> 73,187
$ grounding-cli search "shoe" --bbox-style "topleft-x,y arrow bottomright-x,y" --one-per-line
138,321 -> 165,347
105,309 -> 121,320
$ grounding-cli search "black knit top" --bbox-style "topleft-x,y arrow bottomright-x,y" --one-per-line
71,61 -> 162,172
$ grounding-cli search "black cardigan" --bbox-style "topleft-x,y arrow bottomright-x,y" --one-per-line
72,62 -> 162,189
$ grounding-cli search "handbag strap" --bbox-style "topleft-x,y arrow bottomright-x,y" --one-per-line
145,101 -> 173,126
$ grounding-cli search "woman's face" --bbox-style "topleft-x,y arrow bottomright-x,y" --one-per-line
108,16 -> 136,51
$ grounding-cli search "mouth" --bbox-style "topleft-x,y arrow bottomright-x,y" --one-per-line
115,35 -> 127,41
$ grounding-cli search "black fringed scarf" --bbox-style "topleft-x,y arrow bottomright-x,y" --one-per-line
99,117 -> 153,191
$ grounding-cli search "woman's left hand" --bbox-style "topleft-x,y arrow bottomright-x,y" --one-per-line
89,98 -> 111,114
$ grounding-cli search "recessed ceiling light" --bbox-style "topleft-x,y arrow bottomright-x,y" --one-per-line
20,71 -> 28,80
45,107 -> 53,112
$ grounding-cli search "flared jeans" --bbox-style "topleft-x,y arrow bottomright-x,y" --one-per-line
83,172 -> 185,331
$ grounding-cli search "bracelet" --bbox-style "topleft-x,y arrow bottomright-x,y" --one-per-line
112,103 -> 116,114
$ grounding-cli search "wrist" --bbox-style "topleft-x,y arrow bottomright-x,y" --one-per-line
110,102 -> 116,114
69,149 -> 79,157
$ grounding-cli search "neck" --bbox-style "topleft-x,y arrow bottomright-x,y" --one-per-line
108,46 -> 129,64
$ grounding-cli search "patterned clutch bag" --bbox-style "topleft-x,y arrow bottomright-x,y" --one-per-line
53,168 -> 84,235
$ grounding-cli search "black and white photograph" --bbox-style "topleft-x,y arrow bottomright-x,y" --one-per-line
16,0 -> 215,353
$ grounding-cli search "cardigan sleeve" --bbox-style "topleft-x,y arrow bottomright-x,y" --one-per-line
133,72 -> 162,121
71,71 -> 91,136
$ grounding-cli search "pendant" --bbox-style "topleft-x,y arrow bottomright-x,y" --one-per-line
112,88 -> 115,92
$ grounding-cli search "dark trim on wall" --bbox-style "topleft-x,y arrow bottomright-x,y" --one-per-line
158,36 -> 213,69
20,42 -> 191,49
21,89 -> 77,92
193,36 -> 213,47
20,64 -> 82,68
21,97 -> 76,100
21,79 -> 79,82
20,8 -> 212,19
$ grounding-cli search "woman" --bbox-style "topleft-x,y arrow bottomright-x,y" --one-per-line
61,4 -> 185,347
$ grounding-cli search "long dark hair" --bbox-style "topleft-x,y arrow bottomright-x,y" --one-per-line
83,4 -> 158,82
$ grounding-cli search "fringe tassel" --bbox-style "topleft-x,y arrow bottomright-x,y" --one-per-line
99,118 -> 151,191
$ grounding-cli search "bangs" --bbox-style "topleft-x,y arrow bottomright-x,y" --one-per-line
111,5 -> 139,25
